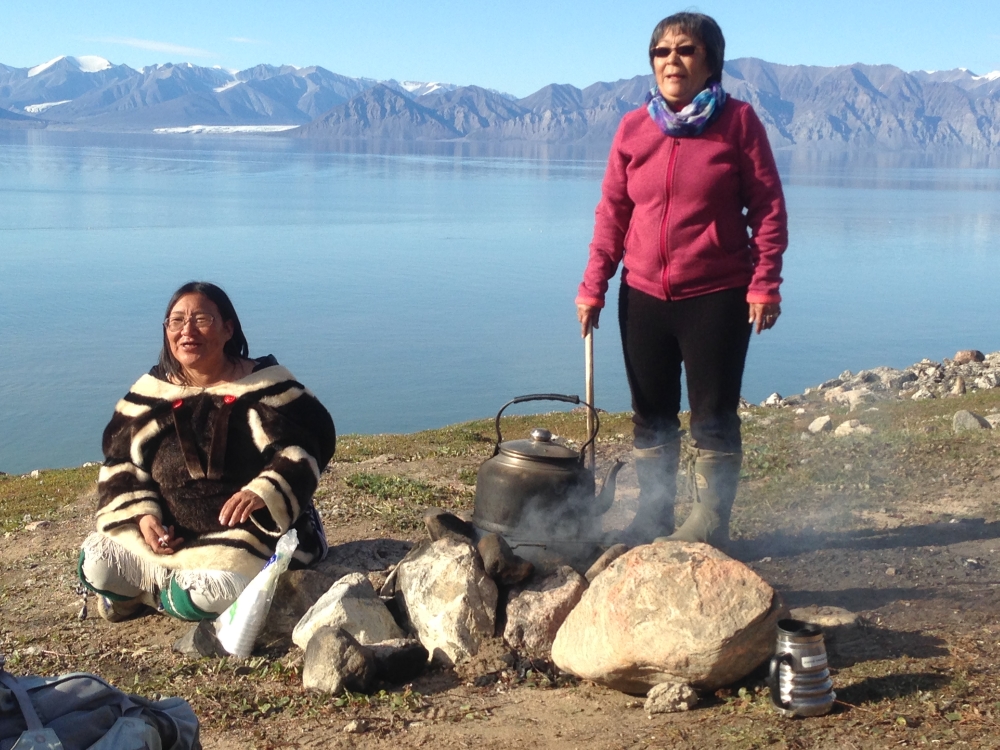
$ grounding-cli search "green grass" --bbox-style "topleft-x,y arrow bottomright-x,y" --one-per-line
0,465 -> 99,533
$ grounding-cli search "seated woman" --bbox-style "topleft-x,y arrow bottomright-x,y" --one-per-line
79,282 -> 336,622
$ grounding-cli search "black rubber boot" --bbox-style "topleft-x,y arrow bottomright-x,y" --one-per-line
617,436 -> 681,546
658,449 -> 742,549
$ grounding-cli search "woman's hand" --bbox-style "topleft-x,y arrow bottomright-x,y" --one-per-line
577,304 -> 601,338
749,302 -> 781,334
138,514 -> 184,554
219,490 -> 266,527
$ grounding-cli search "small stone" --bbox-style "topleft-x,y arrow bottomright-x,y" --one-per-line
911,387 -> 935,401
29,470 -> 40,478
953,410 -> 991,433
794,408 -> 806,415
985,414 -> 1000,429
423,508 -> 476,543
476,532 -> 534,586
24,520 -> 51,531
343,719 -> 368,734
954,350 -> 985,365
173,621 -> 227,658
584,544 -> 629,582
808,416 -> 833,434
302,627 -> 376,694
762,393 -> 783,407
644,682 -> 698,714
886,567 -> 897,576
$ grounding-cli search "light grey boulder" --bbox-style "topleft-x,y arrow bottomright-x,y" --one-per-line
394,537 -> 498,666
761,392 -> 783,407
975,373 -> 1000,389
292,572 -> 405,650
911,387 -> 936,401
953,410 -> 991,433
302,626 -> 376,694
834,419 -> 873,437
807,415 -> 833,434
985,414 -> 1000,429
504,565 -> 587,658
551,542 -> 785,694
645,682 -> 698,714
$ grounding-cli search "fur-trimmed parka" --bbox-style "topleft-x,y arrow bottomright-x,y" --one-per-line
95,357 -> 336,580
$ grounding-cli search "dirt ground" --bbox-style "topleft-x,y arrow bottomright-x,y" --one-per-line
3,393 -> 1000,749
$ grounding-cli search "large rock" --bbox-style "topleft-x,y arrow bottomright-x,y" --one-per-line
394,537 -> 498,666
807,415 -> 833,434
504,566 -> 587,658
834,419 -> 873,437
953,410 -> 991,432
551,542 -> 785,693
302,627 -> 376,694
292,572 -> 405,650
954,350 -> 985,365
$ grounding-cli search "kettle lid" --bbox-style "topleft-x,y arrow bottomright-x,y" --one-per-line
498,427 -> 580,462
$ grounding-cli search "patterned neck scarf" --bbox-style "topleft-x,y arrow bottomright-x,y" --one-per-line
646,80 -> 727,137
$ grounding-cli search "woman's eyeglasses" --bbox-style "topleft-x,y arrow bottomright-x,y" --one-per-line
651,44 -> 700,58
165,314 -> 216,332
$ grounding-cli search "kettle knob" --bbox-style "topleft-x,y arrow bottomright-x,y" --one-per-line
529,428 -> 552,443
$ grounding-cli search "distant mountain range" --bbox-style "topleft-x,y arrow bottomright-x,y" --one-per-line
3,55 -> 1000,151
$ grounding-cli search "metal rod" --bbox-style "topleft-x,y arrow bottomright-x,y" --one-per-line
584,327 -> 596,471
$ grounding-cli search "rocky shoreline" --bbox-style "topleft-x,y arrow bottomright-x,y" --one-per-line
759,348 -> 1000,426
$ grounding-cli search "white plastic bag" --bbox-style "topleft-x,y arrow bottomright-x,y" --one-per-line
214,529 -> 298,658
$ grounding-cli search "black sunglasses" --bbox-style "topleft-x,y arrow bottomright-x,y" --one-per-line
650,44 -> 700,58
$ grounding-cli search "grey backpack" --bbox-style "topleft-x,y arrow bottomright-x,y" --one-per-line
0,656 -> 200,750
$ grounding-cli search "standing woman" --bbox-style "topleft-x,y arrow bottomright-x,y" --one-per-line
576,12 -> 787,548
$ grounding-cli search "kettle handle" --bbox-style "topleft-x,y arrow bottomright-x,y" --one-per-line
768,652 -> 794,711
493,394 -> 600,460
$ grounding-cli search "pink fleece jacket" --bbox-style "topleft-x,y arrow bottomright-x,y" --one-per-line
576,97 -> 787,309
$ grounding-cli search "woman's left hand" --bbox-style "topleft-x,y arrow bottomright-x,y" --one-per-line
749,303 -> 781,334
219,490 -> 266,527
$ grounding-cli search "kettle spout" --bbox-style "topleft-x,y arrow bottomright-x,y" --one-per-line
594,459 -> 624,515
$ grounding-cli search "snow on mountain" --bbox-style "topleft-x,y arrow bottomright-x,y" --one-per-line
23,100 -> 71,113
399,81 -> 458,97
28,55 -> 112,77
973,70 -> 1000,81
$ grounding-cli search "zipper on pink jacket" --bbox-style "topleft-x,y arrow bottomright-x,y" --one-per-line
659,138 -> 680,299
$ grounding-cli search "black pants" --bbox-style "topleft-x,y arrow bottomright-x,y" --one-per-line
618,283 -> 751,453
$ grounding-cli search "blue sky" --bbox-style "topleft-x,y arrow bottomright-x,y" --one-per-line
2,1 -> 999,96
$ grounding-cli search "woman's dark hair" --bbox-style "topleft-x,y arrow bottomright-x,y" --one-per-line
649,12 -> 726,84
158,281 -> 250,384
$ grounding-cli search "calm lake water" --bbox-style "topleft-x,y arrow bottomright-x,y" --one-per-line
2,132 -> 999,474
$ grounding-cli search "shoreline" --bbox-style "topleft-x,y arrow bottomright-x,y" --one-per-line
6,348 -> 999,478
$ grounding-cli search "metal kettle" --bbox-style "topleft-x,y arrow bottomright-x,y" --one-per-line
472,393 -> 623,540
